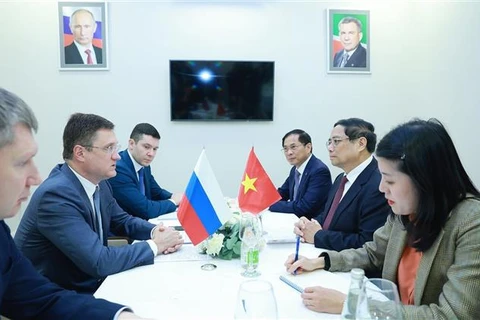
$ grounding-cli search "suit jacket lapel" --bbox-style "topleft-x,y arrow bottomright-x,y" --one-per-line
98,181 -> 110,245
320,174 -> 342,223
121,150 -> 138,181
383,221 -> 407,282
297,156 -> 316,198
61,164 -> 96,228
328,159 -> 376,228
414,228 -> 445,304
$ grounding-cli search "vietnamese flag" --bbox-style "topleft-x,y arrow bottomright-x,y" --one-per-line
238,147 -> 281,214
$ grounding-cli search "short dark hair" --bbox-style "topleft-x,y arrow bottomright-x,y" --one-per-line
130,123 -> 160,142
334,118 -> 376,153
0,88 -> 38,148
282,129 -> 312,152
376,118 -> 479,252
63,113 -> 114,160
338,17 -> 362,32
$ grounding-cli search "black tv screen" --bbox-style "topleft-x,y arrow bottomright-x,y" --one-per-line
169,60 -> 274,121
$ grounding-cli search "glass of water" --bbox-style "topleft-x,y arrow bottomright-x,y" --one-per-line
356,278 -> 403,320
234,280 -> 278,319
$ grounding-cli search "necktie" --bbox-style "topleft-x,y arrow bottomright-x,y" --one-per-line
138,167 -> 145,195
322,175 -> 348,230
92,186 -> 104,242
85,49 -> 93,65
293,169 -> 301,201
339,52 -> 349,67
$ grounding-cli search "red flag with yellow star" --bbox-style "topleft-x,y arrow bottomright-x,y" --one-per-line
238,147 -> 281,214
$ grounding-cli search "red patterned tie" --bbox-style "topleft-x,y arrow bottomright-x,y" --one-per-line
322,175 -> 348,230
85,49 -> 93,65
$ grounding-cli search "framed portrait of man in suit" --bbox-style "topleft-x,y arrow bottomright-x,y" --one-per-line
58,2 -> 108,70
327,9 -> 370,74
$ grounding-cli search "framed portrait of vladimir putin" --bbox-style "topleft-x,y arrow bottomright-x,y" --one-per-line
327,9 -> 370,74
58,2 -> 108,70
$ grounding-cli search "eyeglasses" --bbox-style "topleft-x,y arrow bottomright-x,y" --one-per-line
325,137 -> 350,148
84,144 -> 121,155
282,144 -> 304,153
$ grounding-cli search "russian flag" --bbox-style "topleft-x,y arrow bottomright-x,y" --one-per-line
178,150 -> 232,245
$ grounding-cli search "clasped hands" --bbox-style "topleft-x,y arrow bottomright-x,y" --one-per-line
152,223 -> 184,255
293,216 -> 322,243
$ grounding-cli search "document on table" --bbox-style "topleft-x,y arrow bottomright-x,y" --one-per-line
154,245 -> 212,262
262,212 -> 299,243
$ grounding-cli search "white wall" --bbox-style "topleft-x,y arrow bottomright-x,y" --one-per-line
1,1 -> 479,232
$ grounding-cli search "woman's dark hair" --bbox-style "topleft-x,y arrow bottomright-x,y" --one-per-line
376,118 -> 479,251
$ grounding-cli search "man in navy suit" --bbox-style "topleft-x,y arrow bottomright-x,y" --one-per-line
332,17 -> 367,68
109,123 -> 183,219
64,8 -> 103,65
15,114 -> 183,294
0,88 -> 147,319
269,129 -> 332,219
294,118 -> 390,251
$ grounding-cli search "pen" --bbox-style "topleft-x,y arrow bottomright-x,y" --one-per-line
279,275 -> 304,293
293,235 -> 300,274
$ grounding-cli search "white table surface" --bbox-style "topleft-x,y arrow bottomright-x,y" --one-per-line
94,211 -> 351,319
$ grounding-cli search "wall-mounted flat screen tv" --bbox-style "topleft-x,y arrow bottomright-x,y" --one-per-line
169,60 -> 274,121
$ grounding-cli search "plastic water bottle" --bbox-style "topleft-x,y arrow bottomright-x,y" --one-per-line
341,268 -> 365,319
240,241 -> 259,270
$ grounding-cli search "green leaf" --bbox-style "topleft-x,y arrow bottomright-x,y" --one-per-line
225,237 -> 236,250
231,223 -> 239,234
219,250 -> 233,260
233,241 -> 242,255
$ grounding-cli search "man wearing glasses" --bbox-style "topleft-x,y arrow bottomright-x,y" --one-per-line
15,113 -> 184,294
294,118 -> 389,253
269,129 -> 332,219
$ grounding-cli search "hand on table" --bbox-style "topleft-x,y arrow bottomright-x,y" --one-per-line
284,253 -> 325,274
302,286 -> 346,314
294,217 -> 322,243
152,225 -> 184,255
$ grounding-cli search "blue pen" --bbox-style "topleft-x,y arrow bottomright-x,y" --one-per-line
293,235 -> 300,274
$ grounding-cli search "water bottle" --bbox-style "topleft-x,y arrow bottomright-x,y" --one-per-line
341,268 -> 365,319
240,241 -> 259,270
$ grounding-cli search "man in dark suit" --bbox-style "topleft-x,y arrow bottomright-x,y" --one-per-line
14,114 -> 183,294
333,17 -> 367,68
109,123 -> 183,220
64,8 -> 103,65
0,88 -> 146,319
294,118 -> 390,251
269,129 -> 332,219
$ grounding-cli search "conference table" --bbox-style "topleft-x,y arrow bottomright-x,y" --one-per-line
94,210 -> 351,319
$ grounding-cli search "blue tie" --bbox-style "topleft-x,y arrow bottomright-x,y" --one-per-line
138,167 -> 145,195
293,169 -> 301,201
339,52 -> 349,67
92,186 -> 104,242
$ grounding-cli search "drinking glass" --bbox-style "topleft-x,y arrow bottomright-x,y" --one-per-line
234,280 -> 278,319
239,213 -> 262,277
356,278 -> 403,320
257,211 -> 268,236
